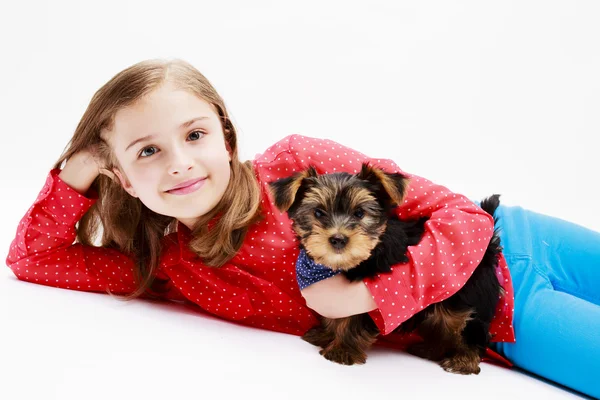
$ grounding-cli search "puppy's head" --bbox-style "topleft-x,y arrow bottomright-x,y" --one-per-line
269,162 -> 410,271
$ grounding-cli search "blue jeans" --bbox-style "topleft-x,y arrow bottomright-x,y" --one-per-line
483,204 -> 600,398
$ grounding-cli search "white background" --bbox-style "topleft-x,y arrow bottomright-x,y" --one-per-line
0,1 -> 597,399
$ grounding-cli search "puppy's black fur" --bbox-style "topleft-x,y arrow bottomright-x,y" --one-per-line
269,163 -> 504,373
344,215 -> 429,281
395,195 -> 503,355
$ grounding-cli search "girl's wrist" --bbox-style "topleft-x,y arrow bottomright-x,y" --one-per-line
58,152 -> 100,195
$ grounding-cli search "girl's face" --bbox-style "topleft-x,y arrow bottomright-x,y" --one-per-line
106,82 -> 232,229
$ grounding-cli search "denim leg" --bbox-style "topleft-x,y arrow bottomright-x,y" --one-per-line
489,204 -> 600,398
517,208 -> 600,306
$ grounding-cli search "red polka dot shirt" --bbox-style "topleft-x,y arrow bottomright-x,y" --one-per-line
6,134 -> 515,350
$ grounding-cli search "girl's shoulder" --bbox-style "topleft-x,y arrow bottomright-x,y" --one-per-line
252,133 -> 364,168
251,134 -> 302,182
252,134 -> 297,166
252,134 -> 336,188
250,133 -> 369,215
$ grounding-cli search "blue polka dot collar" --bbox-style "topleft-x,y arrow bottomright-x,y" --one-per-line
296,248 -> 341,290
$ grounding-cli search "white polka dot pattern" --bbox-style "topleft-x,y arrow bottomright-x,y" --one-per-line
282,134 -> 514,341
296,248 -> 341,290
5,135 -> 514,344
6,170 -> 146,295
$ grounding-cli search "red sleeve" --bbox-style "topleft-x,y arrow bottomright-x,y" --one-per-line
6,169 -> 144,296
288,135 -> 495,335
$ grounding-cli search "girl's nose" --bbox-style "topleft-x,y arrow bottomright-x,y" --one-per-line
167,146 -> 194,175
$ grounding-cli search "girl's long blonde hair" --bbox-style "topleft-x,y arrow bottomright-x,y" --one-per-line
53,59 -> 262,300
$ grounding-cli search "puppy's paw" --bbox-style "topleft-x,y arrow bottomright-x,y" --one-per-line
302,327 -> 333,348
440,354 -> 481,375
319,345 -> 366,366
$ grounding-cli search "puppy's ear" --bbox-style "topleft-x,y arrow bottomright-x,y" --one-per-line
269,166 -> 318,214
357,162 -> 409,206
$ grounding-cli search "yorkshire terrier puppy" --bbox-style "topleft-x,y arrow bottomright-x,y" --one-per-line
269,163 -> 503,374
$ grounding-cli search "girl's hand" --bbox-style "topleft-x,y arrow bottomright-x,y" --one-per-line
58,148 -> 111,195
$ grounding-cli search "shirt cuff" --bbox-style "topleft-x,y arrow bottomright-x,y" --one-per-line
365,276 -> 419,335
37,169 -> 98,227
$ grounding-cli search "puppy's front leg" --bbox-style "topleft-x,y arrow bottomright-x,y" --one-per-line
302,317 -> 336,348
318,315 -> 378,365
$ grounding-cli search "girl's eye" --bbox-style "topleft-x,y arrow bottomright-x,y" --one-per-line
140,146 -> 158,158
354,209 -> 365,219
138,130 -> 205,158
188,130 -> 204,141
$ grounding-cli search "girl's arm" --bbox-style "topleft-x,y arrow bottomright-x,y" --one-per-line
301,274 -> 377,319
6,152 -> 181,301
57,149 -> 101,196
287,134 -> 495,334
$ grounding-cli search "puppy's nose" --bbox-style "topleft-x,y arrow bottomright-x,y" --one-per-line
329,234 -> 348,249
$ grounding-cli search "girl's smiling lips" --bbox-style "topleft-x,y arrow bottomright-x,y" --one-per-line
166,177 -> 207,195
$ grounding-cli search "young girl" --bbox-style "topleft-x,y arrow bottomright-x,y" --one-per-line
6,59 -> 599,398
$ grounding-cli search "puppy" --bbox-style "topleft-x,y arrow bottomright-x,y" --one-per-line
269,163 -> 503,374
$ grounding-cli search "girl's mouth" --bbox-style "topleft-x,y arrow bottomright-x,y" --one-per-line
166,178 -> 206,195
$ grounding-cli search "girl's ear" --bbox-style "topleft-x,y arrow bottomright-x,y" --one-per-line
112,168 -> 138,198
224,139 -> 233,162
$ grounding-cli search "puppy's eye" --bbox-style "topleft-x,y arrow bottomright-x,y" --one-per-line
353,209 -> 365,219
314,209 -> 325,218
